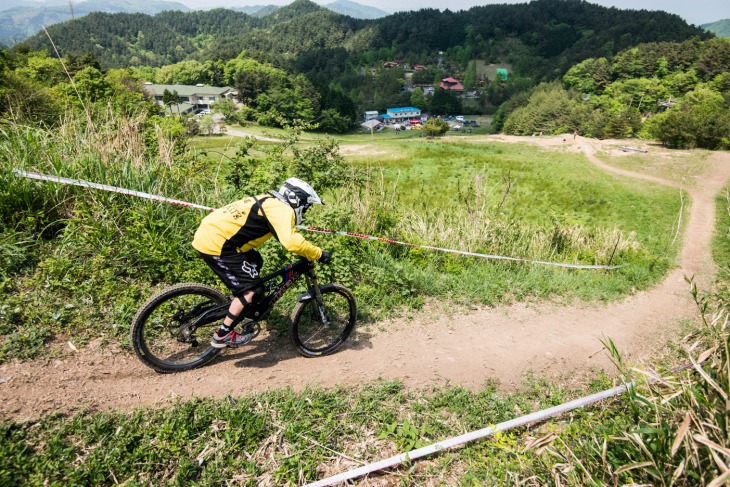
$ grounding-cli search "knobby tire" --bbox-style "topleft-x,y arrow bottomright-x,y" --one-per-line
130,283 -> 228,373
290,284 -> 357,357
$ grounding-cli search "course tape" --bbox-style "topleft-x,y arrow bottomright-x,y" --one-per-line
13,169 -> 624,270
14,170 -> 216,212
299,226 -> 623,269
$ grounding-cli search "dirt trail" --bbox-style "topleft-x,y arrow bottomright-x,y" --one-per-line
2,137 -> 730,422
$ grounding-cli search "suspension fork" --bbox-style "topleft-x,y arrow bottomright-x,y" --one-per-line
305,266 -> 330,325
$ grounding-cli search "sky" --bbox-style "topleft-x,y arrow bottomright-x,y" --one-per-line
176,0 -> 729,26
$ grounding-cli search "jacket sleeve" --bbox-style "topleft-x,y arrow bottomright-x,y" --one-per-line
265,200 -> 323,261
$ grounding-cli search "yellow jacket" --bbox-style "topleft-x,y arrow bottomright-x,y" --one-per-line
192,194 -> 322,261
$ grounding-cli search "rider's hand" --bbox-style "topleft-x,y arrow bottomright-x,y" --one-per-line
319,251 -> 331,264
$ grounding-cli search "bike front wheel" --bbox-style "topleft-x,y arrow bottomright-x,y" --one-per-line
290,284 -> 357,357
130,283 -> 228,373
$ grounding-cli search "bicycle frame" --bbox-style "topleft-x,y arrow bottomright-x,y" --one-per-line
195,258 -> 324,329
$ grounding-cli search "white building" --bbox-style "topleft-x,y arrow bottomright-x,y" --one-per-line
385,106 -> 422,123
142,83 -> 237,114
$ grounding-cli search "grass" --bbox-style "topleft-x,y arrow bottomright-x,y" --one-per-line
593,144 -> 713,187
322,138 -> 681,305
603,146 -> 711,187
179,127 -> 687,313
1,114 -> 687,364
713,188 -> 730,271
0,378 -> 624,486
2,113 -> 729,485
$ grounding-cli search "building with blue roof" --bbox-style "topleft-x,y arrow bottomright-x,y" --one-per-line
386,106 -> 421,123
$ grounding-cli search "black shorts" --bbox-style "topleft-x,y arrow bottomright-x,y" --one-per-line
199,250 -> 264,297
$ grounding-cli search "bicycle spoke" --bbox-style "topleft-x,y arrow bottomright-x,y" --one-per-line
291,285 -> 356,356
131,283 -> 227,372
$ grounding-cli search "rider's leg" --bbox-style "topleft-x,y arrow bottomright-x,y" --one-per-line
198,250 -> 262,347
211,289 -> 256,348
221,290 -> 255,329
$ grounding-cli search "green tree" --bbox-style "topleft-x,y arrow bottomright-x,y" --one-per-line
198,115 -> 215,135
14,50 -> 65,85
68,66 -> 113,103
227,124 -> 350,196
423,117 -> 449,137
463,60 -> 478,90
502,82 -> 581,135
105,68 -> 150,115
697,38 -> 730,79
661,70 -> 700,97
409,87 -> 427,112
603,77 -> 668,113
647,87 -> 730,149
162,89 -> 181,114
429,88 -> 462,115
411,68 -> 435,85
156,60 -> 210,85
316,108 -> 352,133
210,99 -> 238,120
562,57 -> 611,94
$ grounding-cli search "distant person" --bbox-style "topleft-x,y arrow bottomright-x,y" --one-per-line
192,178 -> 330,348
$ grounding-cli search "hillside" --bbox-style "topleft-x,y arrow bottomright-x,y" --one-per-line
0,0 -> 189,46
0,0 -> 387,46
229,4 -> 279,17
22,0 -> 710,78
703,18 -> 730,37
325,0 -> 389,19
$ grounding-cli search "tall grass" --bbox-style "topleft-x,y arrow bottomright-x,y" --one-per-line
1,111 -> 685,360
0,114 -> 724,483
331,171 -> 636,266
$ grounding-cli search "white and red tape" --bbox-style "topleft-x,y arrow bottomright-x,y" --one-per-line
13,169 -> 624,270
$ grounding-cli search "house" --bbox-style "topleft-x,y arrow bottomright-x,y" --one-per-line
385,106 -> 422,123
439,77 -> 464,92
412,64 -> 427,71
658,98 -> 678,109
383,61 -> 400,68
142,83 -> 237,114
364,110 -> 380,121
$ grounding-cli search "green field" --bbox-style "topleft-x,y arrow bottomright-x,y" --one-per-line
2,117 -> 727,486
1,119 -> 685,365
190,131 -> 682,308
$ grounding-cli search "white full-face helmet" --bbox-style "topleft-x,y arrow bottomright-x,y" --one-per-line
279,177 -> 323,224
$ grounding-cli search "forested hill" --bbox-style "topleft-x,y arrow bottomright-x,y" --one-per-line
23,0 -> 709,79
703,19 -> 730,38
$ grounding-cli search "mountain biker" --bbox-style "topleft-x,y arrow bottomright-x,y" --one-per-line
192,178 -> 331,348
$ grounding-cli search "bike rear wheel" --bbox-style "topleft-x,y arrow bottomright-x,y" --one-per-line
290,284 -> 356,357
130,283 -> 228,373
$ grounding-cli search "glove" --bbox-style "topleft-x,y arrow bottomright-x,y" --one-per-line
319,251 -> 331,264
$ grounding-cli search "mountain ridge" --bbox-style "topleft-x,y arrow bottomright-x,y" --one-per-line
0,0 -> 388,45
702,18 -> 730,37
19,0 -> 712,86
0,0 -> 190,45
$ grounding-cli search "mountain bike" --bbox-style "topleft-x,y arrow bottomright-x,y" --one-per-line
130,258 -> 357,373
